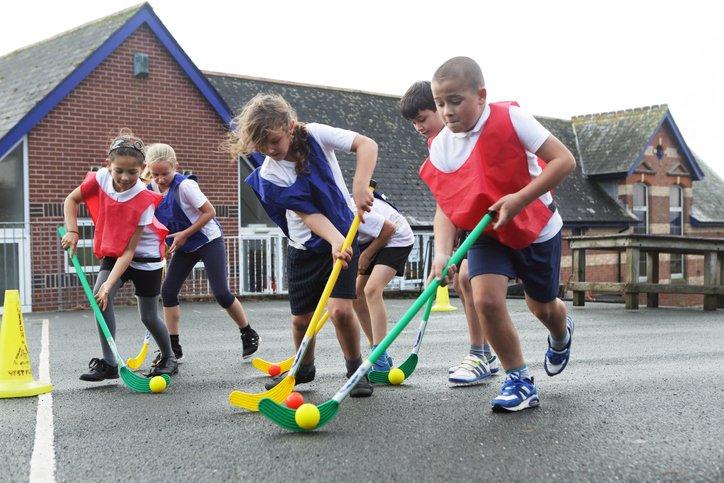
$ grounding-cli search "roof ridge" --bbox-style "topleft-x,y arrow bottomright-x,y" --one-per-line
534,114 -> 572,122
203,70 -> 403,100
0,3 -> 144,61
571,104 -> 669,122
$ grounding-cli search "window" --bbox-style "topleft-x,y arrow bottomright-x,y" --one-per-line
0,142 -> 25,223
669,185 -> 684,278
632,184 -> 648,277
65,220 -> 100,273
239,156 -> 273,227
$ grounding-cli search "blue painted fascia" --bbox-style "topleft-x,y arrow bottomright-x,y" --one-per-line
627,110 -> 704,181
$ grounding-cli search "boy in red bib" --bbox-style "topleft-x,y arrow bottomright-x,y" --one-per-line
421,57 -> 576,412
401,80 -> 500,386
61,130 -> 178,381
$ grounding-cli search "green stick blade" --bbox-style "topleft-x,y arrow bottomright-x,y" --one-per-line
368,354 -> 419,385
258,398 -> 300,431
398,354 -> 419,377
368,369 -> 391,384
120,368 -> 171,393
258,399 -> 340,432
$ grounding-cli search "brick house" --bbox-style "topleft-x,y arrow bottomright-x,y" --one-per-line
0,4 -> 238,311
1,4 -> 721,311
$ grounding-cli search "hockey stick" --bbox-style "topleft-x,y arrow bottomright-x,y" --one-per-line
126,330 -> 151,370
251,310 -> 330,376
369,236 -> 434,383
258,211 -> 494,431
58,226 -> 171,392
229,203 -> 367,411
368,296 -> 433,384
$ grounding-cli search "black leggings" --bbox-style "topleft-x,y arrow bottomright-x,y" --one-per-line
161,237 -> 236,308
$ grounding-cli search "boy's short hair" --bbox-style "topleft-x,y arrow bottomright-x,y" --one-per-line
432,56 -> 485,92
400,81 -> 436,120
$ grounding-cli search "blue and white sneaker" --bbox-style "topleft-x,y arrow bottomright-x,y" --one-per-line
448,354 -> 494,386
544,316 -> 574,377
490,372 -> 539,412
372,351 -> 393,372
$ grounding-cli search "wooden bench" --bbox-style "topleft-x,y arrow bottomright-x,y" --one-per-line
566,234 -> 723,310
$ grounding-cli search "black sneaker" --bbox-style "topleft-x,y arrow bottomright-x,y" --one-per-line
147,356 -> 179,377
264,365 -> 315,390
348,373 -> 374,398
80,358 -> 119,381
240,326 -> 259,359
151,347 -> 184,368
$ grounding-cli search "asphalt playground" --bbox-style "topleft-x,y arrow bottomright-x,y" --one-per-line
3,298 -> 722,482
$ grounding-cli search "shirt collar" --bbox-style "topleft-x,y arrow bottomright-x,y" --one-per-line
451,103 -> 490,139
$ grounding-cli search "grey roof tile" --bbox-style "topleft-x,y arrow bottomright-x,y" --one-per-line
0,4 -> 141,140
572,105 -> 668,176
538,117 -> 636,225
206,73 -> 436,225
691,155 -> 724,224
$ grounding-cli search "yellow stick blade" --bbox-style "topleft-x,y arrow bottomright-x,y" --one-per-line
251,357 -> 273,372
228,375 -> 295,412
125,342 -> 149,370
251,355 -> 295,374
250,310 -> 329,375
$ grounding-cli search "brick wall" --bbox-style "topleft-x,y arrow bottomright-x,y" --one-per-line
27,26 -> 236,310
560,123 -> 723,307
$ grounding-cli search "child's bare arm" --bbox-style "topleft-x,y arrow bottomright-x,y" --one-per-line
95,226 -> 143,310
61,187 -> 84,257
349,134 -> 378,219
490,135 -> 575,229
296,212 -> 353,268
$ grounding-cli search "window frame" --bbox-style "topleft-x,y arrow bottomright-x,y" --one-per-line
669,185 -> 684,279
64,218 -> 100,274
632,183 -> 649,280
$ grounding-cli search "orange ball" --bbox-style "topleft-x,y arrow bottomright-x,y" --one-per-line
268,364 -> 281,377
285,391 -> 304,409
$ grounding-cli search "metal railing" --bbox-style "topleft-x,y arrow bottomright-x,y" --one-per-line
1,221 -> 433,311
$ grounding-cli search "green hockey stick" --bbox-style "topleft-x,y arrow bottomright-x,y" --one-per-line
58,226 -> 171,392
258,211 -> 494,431
368,295 -> 434,384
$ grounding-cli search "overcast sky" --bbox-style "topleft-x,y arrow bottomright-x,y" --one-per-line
2,0 -> 722,176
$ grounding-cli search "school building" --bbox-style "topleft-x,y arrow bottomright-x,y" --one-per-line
1,3 -> 722,312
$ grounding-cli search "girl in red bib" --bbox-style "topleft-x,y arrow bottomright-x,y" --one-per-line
61,129 -> 178,381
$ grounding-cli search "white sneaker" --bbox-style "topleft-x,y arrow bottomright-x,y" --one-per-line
449,354 -> 500,374
448,354 -> 495,386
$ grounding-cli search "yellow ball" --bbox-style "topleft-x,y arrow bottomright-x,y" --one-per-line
294,403 -> 320,430
149,376 -> 167,393
388,367 -> 405,385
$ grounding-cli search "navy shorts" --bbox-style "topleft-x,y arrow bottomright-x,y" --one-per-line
287,243 -> 359,316
467,230 -> 562,303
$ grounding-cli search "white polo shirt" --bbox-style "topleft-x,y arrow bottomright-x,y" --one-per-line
357,196 -> 414,248
429,104 -> 562,243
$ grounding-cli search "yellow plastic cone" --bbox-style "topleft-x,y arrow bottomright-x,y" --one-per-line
431,285 -> 457,312
0,290 -> 53,398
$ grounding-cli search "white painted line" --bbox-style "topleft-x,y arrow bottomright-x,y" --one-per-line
29,319 -> 56,483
